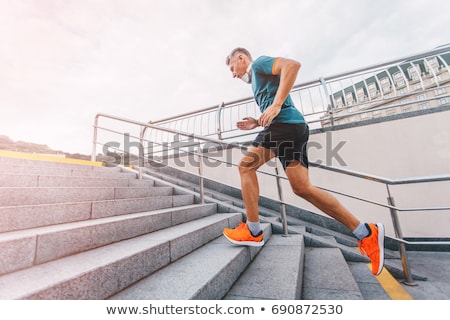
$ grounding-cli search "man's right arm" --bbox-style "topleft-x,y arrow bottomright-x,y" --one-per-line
258,57 -> 301,127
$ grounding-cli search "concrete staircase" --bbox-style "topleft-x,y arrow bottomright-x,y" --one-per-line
0,154 -> 389,300
139,164 -> 393,300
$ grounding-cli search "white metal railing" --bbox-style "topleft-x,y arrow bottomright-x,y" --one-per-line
145,45 -> 450,142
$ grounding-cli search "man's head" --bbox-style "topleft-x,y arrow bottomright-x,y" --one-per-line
226,47 -> 253,82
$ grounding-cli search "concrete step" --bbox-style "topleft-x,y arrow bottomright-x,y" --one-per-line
0,155 -> 108,169
0,163 -> 137,179
0,194 -> 195,233
0,186 -> 174,206
224,234 -> 304,300
0,212 -> 241,299
0,203 -> 218,275
0,172 -> 156,188
142,165 -> 395,300
110,223 -> 273,300
348,262 -> 391,299
302,247 -> 363,299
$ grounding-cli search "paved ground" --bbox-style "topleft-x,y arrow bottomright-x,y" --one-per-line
398,251 -> 450,300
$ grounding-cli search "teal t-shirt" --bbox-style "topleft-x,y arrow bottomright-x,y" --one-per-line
251,56 -> 305,124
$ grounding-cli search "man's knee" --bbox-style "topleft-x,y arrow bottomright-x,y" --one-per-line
238,160 -> 257,175
291,183 -> 313,199
238,151 -> 263,175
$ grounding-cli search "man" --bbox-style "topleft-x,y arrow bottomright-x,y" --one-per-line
223,47 -> 385,276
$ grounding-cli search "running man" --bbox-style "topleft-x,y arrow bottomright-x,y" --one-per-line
223,47 -> 384,275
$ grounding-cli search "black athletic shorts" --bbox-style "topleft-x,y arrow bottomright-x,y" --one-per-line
251,123 -> 309,170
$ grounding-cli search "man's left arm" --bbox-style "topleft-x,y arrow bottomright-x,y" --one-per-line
258,57 -> 301,127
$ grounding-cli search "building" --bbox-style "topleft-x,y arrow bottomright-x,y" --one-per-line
321,45 -> 450,127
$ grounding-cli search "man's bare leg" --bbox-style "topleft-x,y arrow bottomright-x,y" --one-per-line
284,161 -> 385,274
285,160 -> 360,231
222,146 -> 275,246
238,146 -> 276,223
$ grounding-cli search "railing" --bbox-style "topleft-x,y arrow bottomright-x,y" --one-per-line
146,45 -> 450,142
92,112 -> 450,286
309,162 -> 450,286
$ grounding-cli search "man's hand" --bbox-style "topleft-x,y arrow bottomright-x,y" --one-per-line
258,104 -> 281,127
236,117 -> 259,130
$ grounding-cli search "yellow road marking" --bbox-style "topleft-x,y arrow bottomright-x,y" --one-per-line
368,264 -> 414,300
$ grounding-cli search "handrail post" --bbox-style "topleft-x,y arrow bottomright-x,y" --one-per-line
134,124 -> 144,179
197,146 -> 205,204
139,126 -> 145,168
216,102 -> 224,140
320,77 -> 334,128
275,164 -> 289,236
138,126 -> 147,180
386,185 -> 417,286
91,115 -> 99,162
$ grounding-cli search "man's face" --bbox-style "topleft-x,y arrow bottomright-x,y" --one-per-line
228,54 -> 248,80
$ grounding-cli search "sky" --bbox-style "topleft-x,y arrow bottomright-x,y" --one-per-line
1,0 -> 449,155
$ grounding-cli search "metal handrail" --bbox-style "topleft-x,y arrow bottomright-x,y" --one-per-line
309,162 -> 450,186
147,45 -> 450,141
92,112 -> 450,285
92,113 -> 450,224
149,46 -> 450,126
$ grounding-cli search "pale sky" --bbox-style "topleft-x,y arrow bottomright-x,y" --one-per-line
1,0 -> 449,154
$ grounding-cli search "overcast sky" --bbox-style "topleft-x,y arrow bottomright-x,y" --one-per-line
1,0 -> 449,154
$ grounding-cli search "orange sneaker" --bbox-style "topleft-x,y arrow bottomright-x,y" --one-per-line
223,222 -> 264,247
358,223 -> 385,275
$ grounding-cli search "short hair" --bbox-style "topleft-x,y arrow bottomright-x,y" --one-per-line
226,47 -> 252,65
